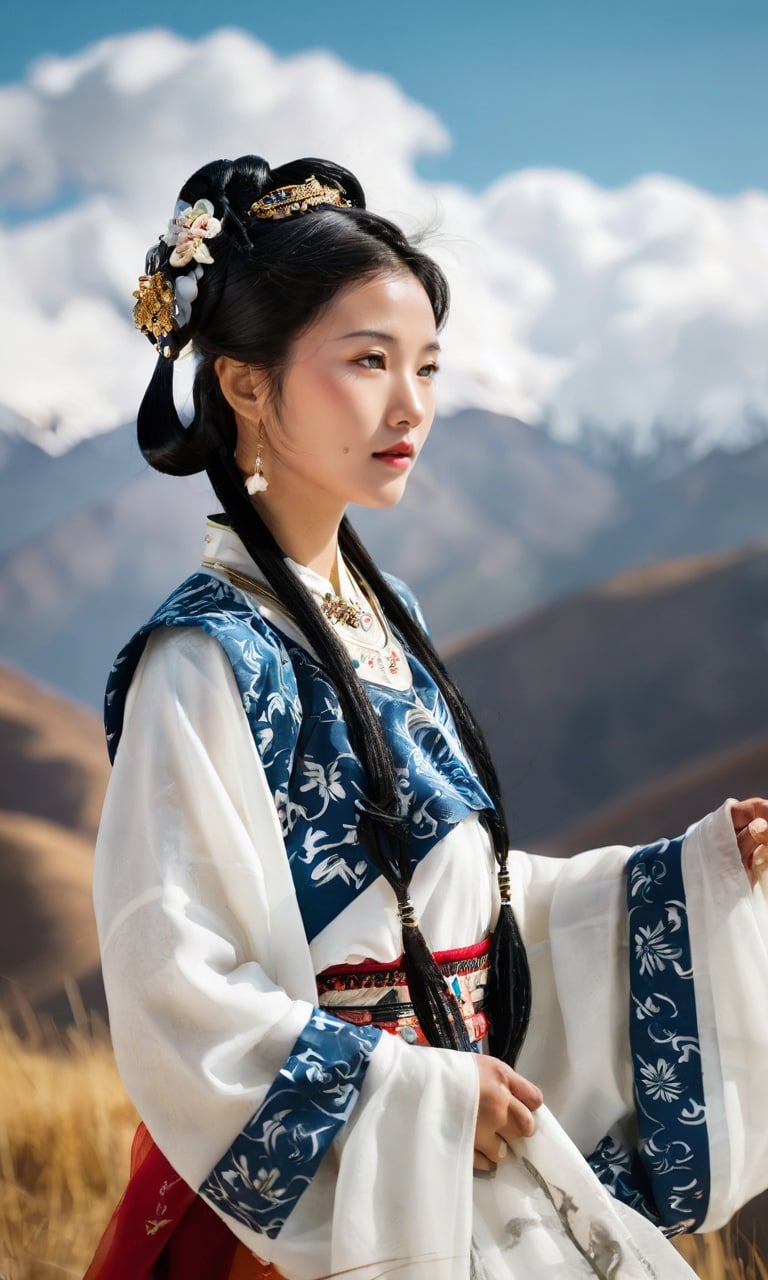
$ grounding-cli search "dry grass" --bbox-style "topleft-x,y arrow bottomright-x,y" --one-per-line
0,1014 -> 765,1280
0,1012 -> 136,1280
675,1228 -> 768,1280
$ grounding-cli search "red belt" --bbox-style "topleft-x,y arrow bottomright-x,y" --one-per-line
316,935 -> 491,1047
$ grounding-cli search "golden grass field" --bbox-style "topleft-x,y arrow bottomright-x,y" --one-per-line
0,1016 -> 765,1280
0,1016 -> 136,1280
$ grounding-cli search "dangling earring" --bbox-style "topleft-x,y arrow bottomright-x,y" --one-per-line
245,421 -> 269,494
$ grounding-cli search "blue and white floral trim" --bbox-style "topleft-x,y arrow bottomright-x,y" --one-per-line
199,1008 -> 380,1238
588,1132 -> 662,1229
617,836 -> 710,1232
106,571 -> 492,943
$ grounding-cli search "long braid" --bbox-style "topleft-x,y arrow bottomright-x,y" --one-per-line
340,519 -> 532,1064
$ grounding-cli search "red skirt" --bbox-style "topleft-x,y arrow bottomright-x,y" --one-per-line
84,1122 -> 280,1280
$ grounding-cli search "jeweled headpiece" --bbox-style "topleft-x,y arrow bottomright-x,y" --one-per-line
249,175 -> 351,221
134,176 -> 352,358
132,272 -> 176,353
133,198 -> 223,358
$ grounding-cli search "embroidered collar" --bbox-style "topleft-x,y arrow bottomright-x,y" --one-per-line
201,517 -> 411,692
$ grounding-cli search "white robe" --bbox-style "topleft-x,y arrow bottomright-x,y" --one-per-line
93,524 -> 768,1279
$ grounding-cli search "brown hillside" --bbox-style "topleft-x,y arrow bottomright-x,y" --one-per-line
0,812 -> 105,1022
547,734 -> 768,856
0,660 -> 108,838
0,662 -> 108,1022
447,543 -> 768,844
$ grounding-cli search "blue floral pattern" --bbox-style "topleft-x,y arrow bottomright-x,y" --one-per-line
106,571 -> 492,941
589,837 -> 710,1233
199,1008 -> 380,1237
587,1134 -> 662,1230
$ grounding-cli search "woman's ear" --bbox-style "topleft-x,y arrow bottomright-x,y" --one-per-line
214,357 -> 267,425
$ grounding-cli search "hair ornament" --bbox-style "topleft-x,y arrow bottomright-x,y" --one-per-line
165,198 -> 223,267
133,198 -> 223,357
172,264 -> 205,329
249,175 -> 352,221
132,271 -> 176,357
132,266 -> 203,359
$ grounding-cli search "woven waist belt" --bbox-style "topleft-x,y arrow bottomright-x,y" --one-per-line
316,936 -> 490,1048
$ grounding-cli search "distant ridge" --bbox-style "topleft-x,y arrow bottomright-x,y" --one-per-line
546,733 -> 768,857
0,811 -> 104,1022
6,413 -> 768,707
0,658 -> 107,837
447,543 -> 768,844
0,662 -> 108,1022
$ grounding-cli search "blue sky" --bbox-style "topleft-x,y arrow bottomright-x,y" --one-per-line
4,0 -> 768,195
3,5 -> 768,451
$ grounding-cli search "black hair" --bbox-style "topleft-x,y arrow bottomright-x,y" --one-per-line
135,153 -> 531,1064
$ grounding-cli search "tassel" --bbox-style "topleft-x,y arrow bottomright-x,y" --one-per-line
485,869 -> 532,1067
398,895 -> 473,1054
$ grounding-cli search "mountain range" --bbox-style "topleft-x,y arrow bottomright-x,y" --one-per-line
2,409 -> 768,707
446,543 -> 768,844
0,660 -> 108,1024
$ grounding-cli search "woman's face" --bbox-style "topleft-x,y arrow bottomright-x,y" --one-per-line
259,270 -> 440,516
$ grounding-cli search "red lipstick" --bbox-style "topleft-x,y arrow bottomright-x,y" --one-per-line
372,441 -> 414,470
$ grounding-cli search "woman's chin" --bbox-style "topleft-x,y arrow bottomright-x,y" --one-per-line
351,485 -> 410,511
352,467 -> 417,509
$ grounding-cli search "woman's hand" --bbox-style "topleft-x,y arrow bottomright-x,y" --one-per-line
473,1054 -> 543,1172
731,797 -> 768,887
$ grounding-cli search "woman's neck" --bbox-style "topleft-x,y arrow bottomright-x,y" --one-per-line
252,499 -> 344,592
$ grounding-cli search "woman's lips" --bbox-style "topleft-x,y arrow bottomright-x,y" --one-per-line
372,443 -> 414,470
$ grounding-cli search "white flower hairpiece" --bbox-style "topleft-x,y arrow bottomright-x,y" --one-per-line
134,198 -> 224,355
164,198 -> 223,268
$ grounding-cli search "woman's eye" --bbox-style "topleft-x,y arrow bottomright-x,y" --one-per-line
355,354 -> 439,377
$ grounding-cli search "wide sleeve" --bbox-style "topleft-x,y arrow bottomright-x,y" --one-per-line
682,803 -> 768,1229
511,809 -> 768,1235
93,625 -> 479,1279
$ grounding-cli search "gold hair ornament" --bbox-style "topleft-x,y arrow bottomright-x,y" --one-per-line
132,272 -> 176,356
249,175 -> 352,221
133,198 -> 223,357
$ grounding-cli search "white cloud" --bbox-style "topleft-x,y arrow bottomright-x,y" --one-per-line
2,28 -> 768,453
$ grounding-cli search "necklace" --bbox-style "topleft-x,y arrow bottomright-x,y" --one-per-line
201,557 -> 408,684
203,558 -> 366,630
318,592 -> 363,629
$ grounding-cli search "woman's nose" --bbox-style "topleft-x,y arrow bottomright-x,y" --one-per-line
386,376 -> 427,428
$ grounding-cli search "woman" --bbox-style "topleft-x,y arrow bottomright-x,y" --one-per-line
86,154 -> 768,1279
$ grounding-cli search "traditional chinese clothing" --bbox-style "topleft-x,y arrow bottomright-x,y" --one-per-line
87,518 -> 768,1279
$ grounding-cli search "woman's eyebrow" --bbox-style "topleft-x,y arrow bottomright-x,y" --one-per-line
334,328 -> 441,352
